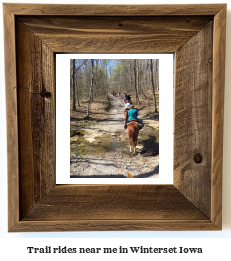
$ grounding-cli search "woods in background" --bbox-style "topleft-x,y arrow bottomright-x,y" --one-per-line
70,59 -> 159,114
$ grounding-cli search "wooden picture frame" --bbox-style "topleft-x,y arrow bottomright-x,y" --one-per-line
4,4 -> 226,232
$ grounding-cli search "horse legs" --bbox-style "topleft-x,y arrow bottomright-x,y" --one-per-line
128,130 -> 132,153
128,122 -> 139,154
129,133 -> 136,153
130,144 -> 135,153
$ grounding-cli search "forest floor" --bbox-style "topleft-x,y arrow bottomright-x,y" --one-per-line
70,93 -> 159,178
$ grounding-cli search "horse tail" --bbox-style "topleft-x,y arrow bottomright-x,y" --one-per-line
130,125 -> 137,147
128,123 -> 139,153
132,128 -> 137,147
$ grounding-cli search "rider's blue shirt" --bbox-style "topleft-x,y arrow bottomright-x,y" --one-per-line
128,109 -> 138,121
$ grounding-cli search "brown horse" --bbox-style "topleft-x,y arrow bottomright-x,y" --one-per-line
124,109 -> 129,126
127,120 -> 140,153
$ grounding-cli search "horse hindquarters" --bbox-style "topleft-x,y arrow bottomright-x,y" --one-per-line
128,123 -> 139,152
128,128 -> 133,146
131,127 -> 138,147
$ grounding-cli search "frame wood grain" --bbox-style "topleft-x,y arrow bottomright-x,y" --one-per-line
4,4 -> 226,231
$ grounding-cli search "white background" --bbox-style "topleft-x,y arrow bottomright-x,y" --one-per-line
1,0 -> 231,260
56,54 -> 173,184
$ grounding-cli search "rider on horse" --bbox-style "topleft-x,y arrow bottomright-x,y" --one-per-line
127,94 -> 131,102
124,104 -> 142,130
124,93 -> 128,102
125,99 -> 131,110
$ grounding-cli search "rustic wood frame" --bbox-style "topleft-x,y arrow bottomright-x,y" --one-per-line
4,4 -> 226,232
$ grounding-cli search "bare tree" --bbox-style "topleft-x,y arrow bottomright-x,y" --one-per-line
71,59 -> 159,112
155,59 -> 159,90
134,59 -> 140,105
71,59 -> 89,110
150,59 -> 158,113
87,59 -> 94,117
72,59 -> 76,111
129,60 -> 133,92
105,60 -> 109,101
95,59 -> 99,98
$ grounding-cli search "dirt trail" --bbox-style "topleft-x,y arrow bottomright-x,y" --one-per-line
83,94 -> 126,142
70,94 -> 159,178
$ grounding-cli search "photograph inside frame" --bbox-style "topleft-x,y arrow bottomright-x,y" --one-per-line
70,59 -> 160,178
56,54 -> 173,184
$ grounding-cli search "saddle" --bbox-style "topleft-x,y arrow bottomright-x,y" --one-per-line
128,119 -> 143,129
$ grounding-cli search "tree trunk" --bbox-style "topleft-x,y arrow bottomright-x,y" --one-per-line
137,59 -> 140,93
87,59 -> 94,117
145,59 -> 149,93
105,61 -> 109,101
130,60 -> 133,92
76,77 -> 80,107
72,59 -> 76,111
75,59 -> 88,107
150,59 -> 158,113
134,59 -> 140,105
155,59 -> 159,90
95,59 -> 98,98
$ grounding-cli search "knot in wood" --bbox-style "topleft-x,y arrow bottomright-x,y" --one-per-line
194,153 -> 203,164
40,90 -> 52,99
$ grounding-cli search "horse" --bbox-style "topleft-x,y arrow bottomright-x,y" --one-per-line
124,109 -> 129,126
127,120 -> 140,153
113,92 -> 116,96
